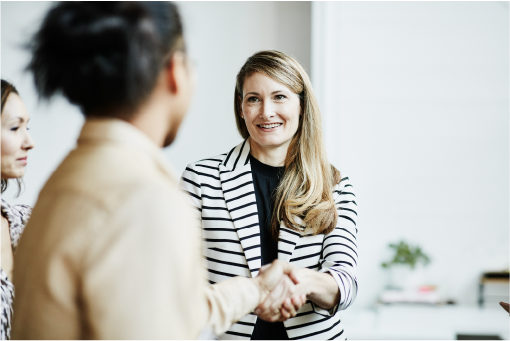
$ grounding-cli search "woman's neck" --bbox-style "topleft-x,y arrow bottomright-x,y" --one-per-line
249,138 -> 290,167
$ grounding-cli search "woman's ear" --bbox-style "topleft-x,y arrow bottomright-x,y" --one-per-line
164,55 -> 176,94
165,51 -> 188,95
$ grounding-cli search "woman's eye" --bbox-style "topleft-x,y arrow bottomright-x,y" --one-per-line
10,127 -> 19,131
275,95 -> 286,100
247,97 -> 259,102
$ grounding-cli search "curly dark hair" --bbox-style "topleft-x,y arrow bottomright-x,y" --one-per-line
27,1 -> 185,117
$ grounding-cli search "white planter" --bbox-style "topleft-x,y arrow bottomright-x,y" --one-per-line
388,264 -> 425,290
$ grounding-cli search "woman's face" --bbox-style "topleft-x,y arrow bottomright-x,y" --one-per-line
1,93 -> 35,180
241,72 -> 300,151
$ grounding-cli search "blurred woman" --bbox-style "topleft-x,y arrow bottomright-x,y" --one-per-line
1,79 -> 35,340
12,3 -> 297,339
180,51 -> 358,340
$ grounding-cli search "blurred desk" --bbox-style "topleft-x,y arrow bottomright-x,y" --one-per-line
479,272 -> 510,308
340,305 -> 509,340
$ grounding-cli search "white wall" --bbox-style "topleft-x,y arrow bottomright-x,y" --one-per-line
1,1 -> 85,205
3,0 -> 508,313
1,1 -> 311,205
313,2 -> 509,308
167,1 -> 311,173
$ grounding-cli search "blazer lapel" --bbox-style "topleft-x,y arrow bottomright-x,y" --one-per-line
219,139 -> 262,278
277,224 -> 301,263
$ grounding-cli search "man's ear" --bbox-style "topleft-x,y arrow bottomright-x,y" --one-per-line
165,51 -> 187,95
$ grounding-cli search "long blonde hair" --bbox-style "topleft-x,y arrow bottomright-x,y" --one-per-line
234,51 -> 341,237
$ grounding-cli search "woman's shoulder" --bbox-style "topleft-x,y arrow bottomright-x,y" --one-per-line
184,152 -> 228,173
1,199 -> 32,224
180,152 -> 229,196
184,140 -> 249,173
332,173 -> 355,194
1,199 -> 32,250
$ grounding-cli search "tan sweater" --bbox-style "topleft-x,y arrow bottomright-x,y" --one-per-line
12,118 -> 259,339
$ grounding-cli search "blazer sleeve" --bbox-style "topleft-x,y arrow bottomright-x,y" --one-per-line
179,163 -> 203,223
313,176 -> 358,316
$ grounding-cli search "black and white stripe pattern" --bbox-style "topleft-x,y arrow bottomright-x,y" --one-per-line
180,140 -> 358,340
1,199 -> 31,340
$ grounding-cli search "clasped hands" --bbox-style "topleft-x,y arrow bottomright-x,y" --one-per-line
252,260 -> 310,322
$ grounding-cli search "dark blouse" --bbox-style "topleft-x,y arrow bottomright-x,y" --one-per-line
249,154 -> 289,340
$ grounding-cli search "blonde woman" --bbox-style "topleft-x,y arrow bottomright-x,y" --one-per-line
180,51 -> 358,340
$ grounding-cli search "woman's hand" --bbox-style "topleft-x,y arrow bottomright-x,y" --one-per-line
290,267 -> 341,311
255,273 -> 307,322
279,294 -> 307,321
277,267 -> 341,318
254,263 -> 292,321
254,265 -> 341,322
255,264 -> 308,322
278,268 -> 312,320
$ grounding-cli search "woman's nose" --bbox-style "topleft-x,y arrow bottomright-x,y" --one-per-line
23,130 -> 35,150
259,101 -> 276,119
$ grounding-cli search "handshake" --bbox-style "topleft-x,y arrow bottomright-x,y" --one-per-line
251,260 -> 310,322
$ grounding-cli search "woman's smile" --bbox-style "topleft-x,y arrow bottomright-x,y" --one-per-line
257,122 -> 283,132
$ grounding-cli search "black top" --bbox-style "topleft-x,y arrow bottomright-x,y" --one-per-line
249,154 -> 289,340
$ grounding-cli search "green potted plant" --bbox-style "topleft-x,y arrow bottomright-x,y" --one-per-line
382,241 -> 431,290
382,241 -> 431,269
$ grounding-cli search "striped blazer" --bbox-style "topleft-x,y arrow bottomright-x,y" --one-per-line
180,139 -> 358,340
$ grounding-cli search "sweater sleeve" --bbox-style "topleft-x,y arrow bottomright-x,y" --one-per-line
204,276 -> 260,336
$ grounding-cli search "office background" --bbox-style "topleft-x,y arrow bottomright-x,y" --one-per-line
2,2 -> 508,339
